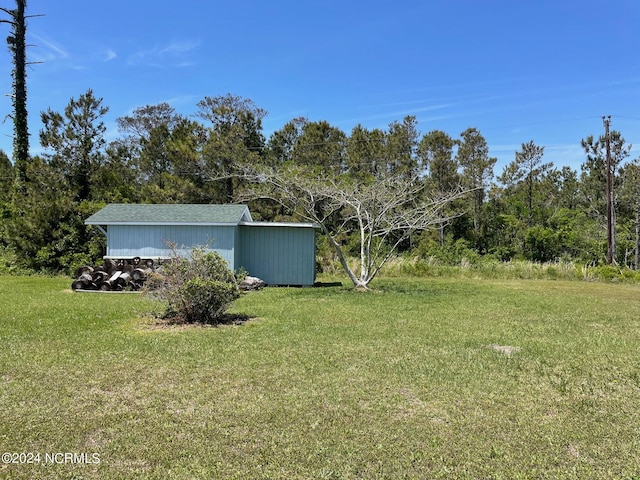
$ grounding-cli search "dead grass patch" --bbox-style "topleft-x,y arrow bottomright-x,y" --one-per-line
136,312 -> 254,331
488,344 -> 521,356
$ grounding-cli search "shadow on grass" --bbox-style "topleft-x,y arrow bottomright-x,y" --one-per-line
313,281 -> 343,287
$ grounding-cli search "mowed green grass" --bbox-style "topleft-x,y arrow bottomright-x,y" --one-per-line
1,276 -> 639,479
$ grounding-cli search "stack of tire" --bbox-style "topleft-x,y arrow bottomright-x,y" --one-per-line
71,257 -> 157,292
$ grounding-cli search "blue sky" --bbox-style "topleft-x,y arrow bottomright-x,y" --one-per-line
1,0 -> 639,174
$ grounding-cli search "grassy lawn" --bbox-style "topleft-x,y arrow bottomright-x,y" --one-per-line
1,275 -> 639,479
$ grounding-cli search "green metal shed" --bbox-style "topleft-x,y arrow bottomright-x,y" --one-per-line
85,204 -> 318,286
239,222 -> 317,286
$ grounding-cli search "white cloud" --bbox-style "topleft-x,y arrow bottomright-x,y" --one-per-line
160,40 -> 201,54
29,33 -> 70,62
128,39 -> 200,67
104,50 -> 117,62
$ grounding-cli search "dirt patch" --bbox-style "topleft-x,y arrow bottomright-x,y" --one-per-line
137,313 -> 254,331
488,344 -> 521,356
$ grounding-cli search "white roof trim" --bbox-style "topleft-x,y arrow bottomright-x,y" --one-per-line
239,221 -> 320,229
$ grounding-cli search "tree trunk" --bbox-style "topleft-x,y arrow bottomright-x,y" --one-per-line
527,173 -> 533,227
1,1 -> 30,182
438,205 -> 445,245
321,224 -> 360,287
635,201 -> 640,270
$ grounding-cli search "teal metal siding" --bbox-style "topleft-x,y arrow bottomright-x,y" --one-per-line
106,224 -> 237,269
239,225 -> 315,285
232,226 -> 241,273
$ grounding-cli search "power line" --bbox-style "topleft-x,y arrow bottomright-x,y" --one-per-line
610,115 -> 640,121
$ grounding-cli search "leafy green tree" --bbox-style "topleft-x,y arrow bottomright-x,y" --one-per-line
39,89 -> 109,202
117,102 -> 181,144
492,141 -> 556,260
5,156 -> 104,272
456,128 -> 496,244
116,111 -> 208,204
97,141 -> 140,202
618,159 -> 640,268
383,115 -> 420,179
345,124 -> 386,180
253,117 -> 309,220
8,89 -> 113,272
419,130 -> 458,188
291,120 -> 347,174
266,117 -> 307,166
551,166 -> 581,210
498,140 -> 552,227
417,130 -> 459,244
516,207 -> 597,263
0,150 -> 13,250
0,150 -> 13,198
196,94 -> 266,145
196,94 -> 266,202
139,124 -> 173,190
162,118 -> 209,202
116,103 -> 184,184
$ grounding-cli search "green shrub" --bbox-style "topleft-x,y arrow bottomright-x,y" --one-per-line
416,236 -> 481,266
590,265 -> 640,283
177,277 -> 239,323
0,245 -> 31,275
146,246 -> 240,324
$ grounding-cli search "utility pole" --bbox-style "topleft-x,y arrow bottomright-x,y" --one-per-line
603,115 -> 613,265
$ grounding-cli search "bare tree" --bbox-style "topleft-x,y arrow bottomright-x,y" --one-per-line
239,164 -> 468,289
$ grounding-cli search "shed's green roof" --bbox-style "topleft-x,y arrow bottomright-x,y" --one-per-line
85,204 -> 252,225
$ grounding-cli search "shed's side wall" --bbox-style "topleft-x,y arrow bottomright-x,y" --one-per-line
238,226 -> 315,285
106,225 -> 237,269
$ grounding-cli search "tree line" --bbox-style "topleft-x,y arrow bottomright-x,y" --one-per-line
1,90 -> 639,276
